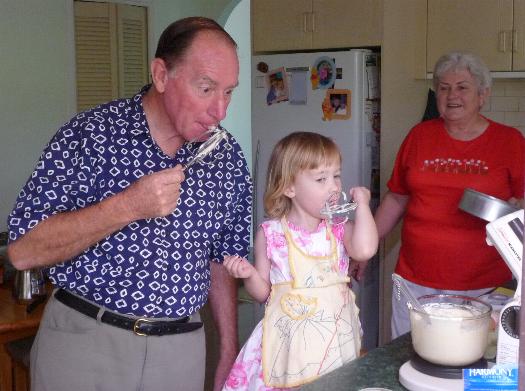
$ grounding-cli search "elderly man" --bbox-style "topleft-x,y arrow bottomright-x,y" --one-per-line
8,16 -> 251,391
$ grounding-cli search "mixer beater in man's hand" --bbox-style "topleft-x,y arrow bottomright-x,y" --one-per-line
184,125 -> 230,170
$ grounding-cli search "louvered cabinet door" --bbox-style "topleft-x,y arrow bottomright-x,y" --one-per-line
74,2 -> 148,112
74,1 -> 118,112
116,4 -> 149,98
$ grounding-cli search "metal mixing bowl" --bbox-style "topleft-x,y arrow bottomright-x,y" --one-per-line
459,188 -> 518,222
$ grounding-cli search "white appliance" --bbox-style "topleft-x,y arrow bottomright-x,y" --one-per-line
397,210 -> 523,391
251,49 -> 381,349
486,209 -> 523,365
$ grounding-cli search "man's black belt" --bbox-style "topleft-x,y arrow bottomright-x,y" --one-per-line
54,288 -> 203,336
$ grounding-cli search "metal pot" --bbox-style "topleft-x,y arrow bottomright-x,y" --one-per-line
13,268 -> 45,302
459,188 -> 518,222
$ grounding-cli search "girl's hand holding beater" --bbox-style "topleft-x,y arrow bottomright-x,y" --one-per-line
348,186 -> 371,206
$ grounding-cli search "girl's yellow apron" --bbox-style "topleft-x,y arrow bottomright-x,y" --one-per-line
262,218 -> 361,388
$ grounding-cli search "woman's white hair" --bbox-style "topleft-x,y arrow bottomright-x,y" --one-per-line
433,51 -> 492,93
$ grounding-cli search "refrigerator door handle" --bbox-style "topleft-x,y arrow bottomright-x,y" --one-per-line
365,132 -> 374,147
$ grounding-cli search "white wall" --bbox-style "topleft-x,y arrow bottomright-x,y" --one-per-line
0,0 -> 76,232
223,0 -> 252,172
482,80 -> 525,136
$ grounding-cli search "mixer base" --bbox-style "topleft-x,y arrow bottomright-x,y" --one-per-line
399,361 -> 464,391
399,359 -> 495,391
410,354 -> 487,379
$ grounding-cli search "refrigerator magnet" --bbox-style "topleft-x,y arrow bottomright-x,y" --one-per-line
266,67 -> 289,105
312,56 -> 336,89
323,89 -> 351,120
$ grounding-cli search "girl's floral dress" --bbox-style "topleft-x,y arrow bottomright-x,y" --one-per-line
222,219 -> 353,391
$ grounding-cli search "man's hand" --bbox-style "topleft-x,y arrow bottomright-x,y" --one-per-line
121,165 -> 185,219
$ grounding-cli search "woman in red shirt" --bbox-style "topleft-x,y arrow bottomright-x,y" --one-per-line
375,51 -> 524,338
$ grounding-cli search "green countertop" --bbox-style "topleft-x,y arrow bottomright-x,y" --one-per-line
302,333 -> 413,391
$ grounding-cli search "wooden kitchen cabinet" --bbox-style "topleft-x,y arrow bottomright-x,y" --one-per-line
513,0 -> 525,70
425,0 -> 525,72
251,0 -> 382,53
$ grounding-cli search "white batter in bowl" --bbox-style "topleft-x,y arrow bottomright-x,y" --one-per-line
410,294 -> 492,366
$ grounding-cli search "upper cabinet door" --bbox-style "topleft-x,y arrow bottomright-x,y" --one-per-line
252,0 -> 312,52
513,0 -> 525,70
427,0 -> 513,72
251,0 -> 382,53
312,0 -> 382,49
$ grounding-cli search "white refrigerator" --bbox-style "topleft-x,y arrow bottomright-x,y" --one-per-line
251,49 -> 381,349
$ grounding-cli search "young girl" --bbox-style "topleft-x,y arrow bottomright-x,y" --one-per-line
222,132 -> 378,390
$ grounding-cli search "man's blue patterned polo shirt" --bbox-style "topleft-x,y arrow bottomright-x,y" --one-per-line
8,86 -> 252,318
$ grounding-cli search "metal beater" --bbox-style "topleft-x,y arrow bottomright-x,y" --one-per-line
320,190 -> 357,225
184,125 -> 230,170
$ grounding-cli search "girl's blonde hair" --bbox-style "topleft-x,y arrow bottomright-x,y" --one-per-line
264,131 -> 341,219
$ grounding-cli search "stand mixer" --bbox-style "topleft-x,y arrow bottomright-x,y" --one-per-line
485,208 -> 523,365
398,208 -> 523,391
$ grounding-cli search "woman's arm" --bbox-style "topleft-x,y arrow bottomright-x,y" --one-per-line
374,191 -> 410,239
